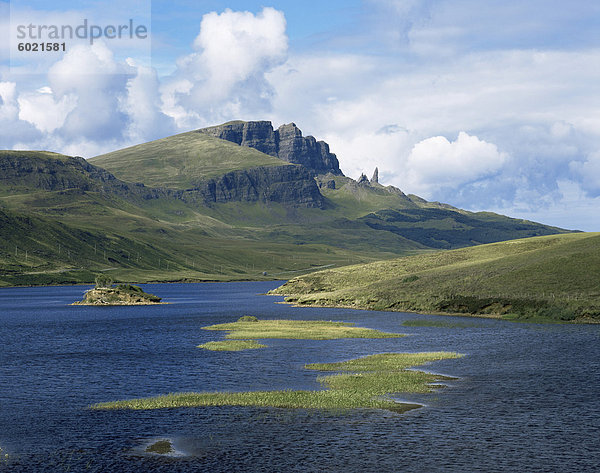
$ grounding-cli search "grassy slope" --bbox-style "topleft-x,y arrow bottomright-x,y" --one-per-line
0,150 -> 73,164
0,149 -> 401,286
0,206 -> 177,286
0,203 -> 387,286
0,148 -> 443,286
0,134 -> 571,286
90,130 -> 287,188
272,232 -> 600,321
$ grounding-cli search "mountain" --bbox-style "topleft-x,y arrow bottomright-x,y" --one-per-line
197,120 -> 343,175
272,232 -> 600,322
0,121 -> 571,286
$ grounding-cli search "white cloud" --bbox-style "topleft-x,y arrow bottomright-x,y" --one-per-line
161,7 -> 288,128
2,42 -> 170,154
321,127 -> 415,184
121,59 -> 175,144
265,47 -> 600,215
159,79 -> 198,129
488,179 -> 600,231
404,132 -> 507,193
47,42 -> 133,140
192,7 -> 287,97
0,81 -> 18,121
0,81 -> 43,148
17,91 -> 77,133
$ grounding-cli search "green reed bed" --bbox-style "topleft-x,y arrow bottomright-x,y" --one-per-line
201,317 -> 405,340
307,352 -> 462,372
197,340 -> 267,351
309,352 -> 462,396
92,352 -> 463,413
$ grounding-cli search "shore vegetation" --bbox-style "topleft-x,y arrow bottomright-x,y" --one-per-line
92,352 -> 463,413
201,317 -> 405,340
197,340 -> 267,351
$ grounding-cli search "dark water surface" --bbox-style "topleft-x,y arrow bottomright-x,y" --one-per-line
0,282 -> 598,472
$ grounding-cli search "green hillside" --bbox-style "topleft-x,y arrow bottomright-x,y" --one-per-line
0,203 -> 391,287
91,130 -> 286,188
272,233 -> 600,322
0,121 -> 575,287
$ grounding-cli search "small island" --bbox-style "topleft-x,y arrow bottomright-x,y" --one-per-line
73,276 -> 164,306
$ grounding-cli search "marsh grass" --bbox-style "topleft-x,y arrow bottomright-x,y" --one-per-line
306,352 -> 463,372
92,352 -> 462,413
198,340 -> 267,351
202,318 -> 405,340
309,352 -> 462,396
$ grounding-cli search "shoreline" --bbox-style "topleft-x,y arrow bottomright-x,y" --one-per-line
273,298 -> 599,324
0,276 -> 283,289
70,301 -> 169,306
1,279 -> 597,324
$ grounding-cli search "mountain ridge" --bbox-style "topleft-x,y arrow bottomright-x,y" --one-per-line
0,120 -> 573,286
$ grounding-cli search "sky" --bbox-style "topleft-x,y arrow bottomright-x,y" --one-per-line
1,0 -> 599,231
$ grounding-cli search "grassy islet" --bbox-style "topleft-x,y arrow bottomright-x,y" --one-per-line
201,317 -> 405,340
198,340 -> 267,351
92,352 -> 463,413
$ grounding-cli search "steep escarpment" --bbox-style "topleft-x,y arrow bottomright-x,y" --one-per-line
0,150 -> 167,201
1,151 -> 320,208
199,121 -> 343,176
191,165 -> 324,208
199,120 -> 279,157
0,151 -> 128,193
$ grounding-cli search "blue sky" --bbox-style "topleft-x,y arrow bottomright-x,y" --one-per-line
1,1 -> 600,230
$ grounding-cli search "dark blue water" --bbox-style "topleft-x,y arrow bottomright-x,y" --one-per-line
0,282 -> 598,472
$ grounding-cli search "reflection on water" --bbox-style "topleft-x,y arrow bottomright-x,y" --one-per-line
0,282 -> 598,472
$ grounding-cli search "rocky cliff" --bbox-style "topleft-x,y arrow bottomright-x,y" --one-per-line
188,165 -> 324,208
199,121 -> 343,176
0,151 -> 147,197
1,151 -> 116,191
0,151 -> 323,208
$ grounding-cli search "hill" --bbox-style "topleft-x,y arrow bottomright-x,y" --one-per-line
91,130 -> 288,188
0,121 -> 573,286
271,233 -> 600,322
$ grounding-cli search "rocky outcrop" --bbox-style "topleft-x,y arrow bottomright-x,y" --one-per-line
357,173 -> 370,186
371,167 -> 379,184
200,121 -> 278,157
199,121 -> 343,176
72,284 -> 164,305
321,179 -> 336,189
189,165 -> 325,208
276,123 -> 342,175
